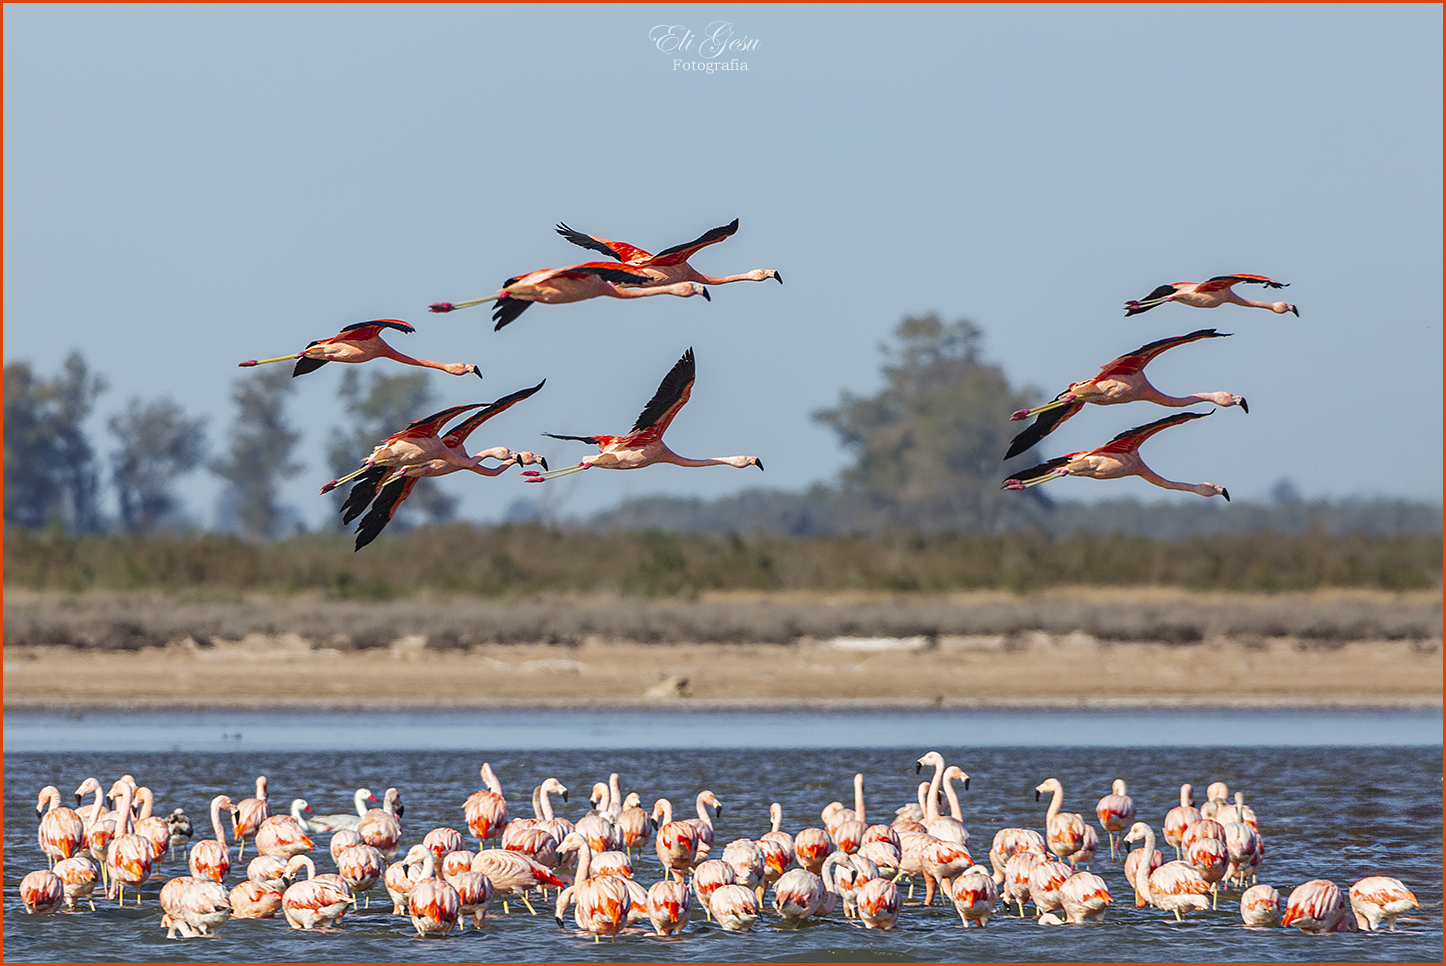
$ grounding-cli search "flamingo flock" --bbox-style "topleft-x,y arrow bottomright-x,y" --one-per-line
1003,272 -> 1299,500
230,217 -> 776,551
19,757 -> 1420,946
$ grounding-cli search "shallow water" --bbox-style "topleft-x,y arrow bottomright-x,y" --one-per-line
5,710 -> 1441,962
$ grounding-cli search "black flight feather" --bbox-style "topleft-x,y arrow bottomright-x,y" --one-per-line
339,466 -> 389,525
492,297 -> 533,331
353,479 -> 408,552
292,356 -> 329,377
1002,456 -> 1070,486
655,219 -> 739,259
556,223 -> 622,261
1004,398 -> 1082,461
339,319 -> 415,335
632,348 -> 695,433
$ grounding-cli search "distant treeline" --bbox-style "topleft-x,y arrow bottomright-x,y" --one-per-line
6,524 -> 1438,597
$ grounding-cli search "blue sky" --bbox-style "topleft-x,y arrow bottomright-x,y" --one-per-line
5,5 -> 1441,530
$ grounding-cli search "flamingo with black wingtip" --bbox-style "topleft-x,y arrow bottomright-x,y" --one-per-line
429,262 -> 708,331
1003,411 -> 1229,501
554,218 -> 782,287
239,320 -> 482,378
523,347 -> 763,484
1005,329 -> 1247,460
342,382 -> 550,551
322,403 -> 496,494
1125,275 -> 1298,317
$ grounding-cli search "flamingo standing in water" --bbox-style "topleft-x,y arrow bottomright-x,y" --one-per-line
1349,876 -> 1418,931
402,846 -> 462,937
281,855 -> 355,929
1004,411 -> 1229,501
1039,871 -> 1112,924
645,878 -> 692,935
652,798 -> 701,882
1282,878 -> 1353,933
1095,779 -> 1137,861
20,869 -> 65,913
1035,778 -> 1085,866
429,261 -> 708,331
341,382 -> 549,550
238,319 -> 482,378
523,348 -> 763,484
104,782 -> 154,905
189,795 -> 236,884
1163,784 -> 1202,859
356,787 -> 404,859
36,786 -> 85,867
1240,883 -> 1282,926
554,218 -> 782,288
617,792 -> 656,859
553,832 -> 631,942
950,864 -> 998,927
232,775 -> 270,862
1121,823 -> 1211,921
709,882 -> 762,931
1005,329 -> 1246,459
463,764 -> 510,847
53,856 -> 99,911
1125,274 -> 1298,317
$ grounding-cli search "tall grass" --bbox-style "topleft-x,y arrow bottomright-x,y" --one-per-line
4,524 -> 1438,598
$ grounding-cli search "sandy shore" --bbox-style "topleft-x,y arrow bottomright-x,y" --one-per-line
5,587 -> 1439,708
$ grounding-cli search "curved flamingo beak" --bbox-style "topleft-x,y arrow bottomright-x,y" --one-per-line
915,762 -> 922,775
1035,790 -> 1043,802
1239,399 -> 1249,414
1289,306 -> 1299,317
539,457 -> 549,471
1221,488 -> 1231,502
472,366 -> 484,379
561,790 -> 569,803
774,271 -> 784,284
701,288 -> 711,301
754,459 -> 764,471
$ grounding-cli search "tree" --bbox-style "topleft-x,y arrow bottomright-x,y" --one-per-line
109,396 -> 210,533
208,368 -> 304,539
3,352 -> 109,532
813,314 -> 1045,533
325,369 -> 458,528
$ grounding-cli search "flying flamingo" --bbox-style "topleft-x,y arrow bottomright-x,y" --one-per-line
523,348 -> 763,484
341,382 -> 549,549
1005,329 -> 1246,459
1121,823 -> 1212,921
238,319 -> 482,378
428,261 -> 708,331
1348,876 -> 1418,931
232,775 -> 270,862
20,869 -> 65,913
1003,410 -> 1229,501
36,786 -> 85,866
1281,878 -> 1353,933
555,218 -> 782,289
321,403 -> 496,494
1125,274 -> 1298,317
1095,778 -> 1137,861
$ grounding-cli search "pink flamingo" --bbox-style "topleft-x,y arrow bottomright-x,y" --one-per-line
1039,871 -> 1112,924
916,752 -> 969,844
555,217 -> 781,287
239,319 -> 481,378
709,882 -> 761,931
792,826 -> 836,876
471,848 -> 564,915
336,843 -> 386,909
403,846 -> 462,937
771,866 -> 833,922
321,403 -> 498,494
128,787 -> 174,865
20,869 -> 65,913
1122,823 -> 1211,921
988,827 -> 1047,884
691,857 -> 737,918
524,347 -> 763,484
189,795 -> 234,884
423,827 -> 466,863
254,813 -> 314,860
1282,878 -> 1353,933
36,786 -> 85,866
229,878 -> 284,919
1349,876 -> 1418,931
463,763 -> 511,846
104,782 -> 154,905
950,864 -> 998,927
1002,850 -> 1045,916
1004,410 -> 1229,501
1035,778 -> 1085,866
281,855 -> 355,929
553,832 -> 631,942
652,798 -> 701,882
1185,835 -> 1228,908
429,261 -> 708,331
231,775 -> 270,862
447,866 -> 494,932
174,880 -> 232,935
721,837 -> 766,898
1123,842 -> 1164,906
617,792 -> 656,859
1094,779 -> 1138,861
1240,882 -> 1281,927
53,856 -> 99,910
645,878 -> 692,935
341,382 -> 549,550
1163,783 -> 1201,859
355,787 -> 403,859
856,875 -> 903,930
1007,329 -> 1246,459
1125,274 -> 1298,316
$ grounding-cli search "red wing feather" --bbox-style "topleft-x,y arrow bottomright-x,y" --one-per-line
1093,410 -> 1212,456
552,262 -> 658,286
395,403 -> 486,438
647,219 -> 740,268
337,319 -> 415,339
1095,329 -> 1229,378
442,380 -> 546,447
555,223 -> 653,264
1197,274 -> 1286,292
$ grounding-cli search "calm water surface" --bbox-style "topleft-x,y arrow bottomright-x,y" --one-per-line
4,709 -> 1440,962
